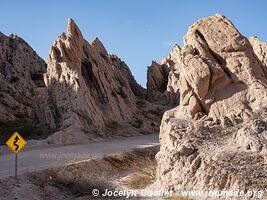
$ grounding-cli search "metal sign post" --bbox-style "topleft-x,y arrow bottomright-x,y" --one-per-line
6,131 -> 27,179
15,154 -> 18,179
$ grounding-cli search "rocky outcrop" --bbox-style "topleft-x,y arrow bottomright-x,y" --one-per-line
249,36 -> 267,73
155,111 -> 267,199
154,14 -> 267,198
0,32 -> 46,123
147,61 -> 169,101
147,45 -> 180,106
36,19 -> 158,144
169,14 -> 267,122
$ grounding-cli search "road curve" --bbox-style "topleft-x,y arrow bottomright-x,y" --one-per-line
0,134 -> 159,179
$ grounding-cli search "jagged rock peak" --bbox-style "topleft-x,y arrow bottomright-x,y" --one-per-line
147,60 -> 168,94
160,44 -> 181,65
91,37 -> 108,56
249,36 -> 267,69
67,18 -> 83,39
38,18 -> 157,144
46,19 -> 86,85
146,58 -> 179,106
146,43 -> 182,106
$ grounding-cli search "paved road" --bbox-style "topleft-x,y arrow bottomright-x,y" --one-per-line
0,134 -> 159,179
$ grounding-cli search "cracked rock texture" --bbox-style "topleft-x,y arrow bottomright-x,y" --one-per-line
153,14 -> 267,199
0,32 -> 46,123
250,36 -> 267,73
36,19 -> 160,144
168,14 -> 267,121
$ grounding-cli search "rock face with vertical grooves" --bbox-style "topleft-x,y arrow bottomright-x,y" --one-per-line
0,32 -> 46,124
153,14 -> 267,196
36,19 -> 159,144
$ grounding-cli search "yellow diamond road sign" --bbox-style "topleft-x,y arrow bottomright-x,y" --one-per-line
6,131 -> 27,154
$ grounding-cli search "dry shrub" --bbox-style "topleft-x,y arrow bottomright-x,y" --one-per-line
103,147 -> 158,189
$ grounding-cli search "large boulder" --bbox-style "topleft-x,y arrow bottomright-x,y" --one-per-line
170,14 -> 267,121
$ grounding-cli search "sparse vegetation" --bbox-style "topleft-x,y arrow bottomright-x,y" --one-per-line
136,99 -> 147,109
30,73 -> 43,81
131,119 -> 144,128
1,146 -> 159,199
10,76 -> 19,83
39,147 -> 156,199
46,167 -> 114,197
26,166 -> 115,199
40,147 -> 158,197
147,107 -> 163,116
106,120 -> 119,130
122,165 -> 156,189
103,147 -> 158,189
0,119 -> 50,144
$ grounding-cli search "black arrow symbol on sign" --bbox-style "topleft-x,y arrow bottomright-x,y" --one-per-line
13,136 -> 19,151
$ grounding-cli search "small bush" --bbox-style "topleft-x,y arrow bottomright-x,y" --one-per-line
103,147 -> 158,189
31,73 -> 43,81
122,163 -> 156,189
106,120 -> 119,130
136,99 -> 147,109
10,76 -> 19,83
131,119 -> 143,128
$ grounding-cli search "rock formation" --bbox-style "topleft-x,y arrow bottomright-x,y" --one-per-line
249,36 -> 267,73
147,61 -> 169,101
168,14 -> 267,122
147,45 -> 180,106
153,14 -> 267,198
36,19 -> 160,144
1,14 -> 267,196
0,32 -> 46,124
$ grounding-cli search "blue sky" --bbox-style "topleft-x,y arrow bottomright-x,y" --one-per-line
0,0 -> 267,87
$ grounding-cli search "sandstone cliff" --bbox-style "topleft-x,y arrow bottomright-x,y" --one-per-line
154,14 -> 267,198
0,32 -> 47,142
36,19 -> 160,144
